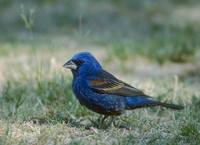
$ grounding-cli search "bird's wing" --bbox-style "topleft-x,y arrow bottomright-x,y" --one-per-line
88,70 -> 150,97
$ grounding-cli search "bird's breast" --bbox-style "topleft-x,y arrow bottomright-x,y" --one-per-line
72,78 -> 90,103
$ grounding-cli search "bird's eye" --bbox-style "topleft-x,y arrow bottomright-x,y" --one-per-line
73,60 -> 84,66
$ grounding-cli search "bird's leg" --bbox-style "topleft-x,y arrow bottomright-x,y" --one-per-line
113,117 -> 119,127
107,116 -> 116,127
101,115 -> 109,123
88,115 -> 108,128
88,116 -> 99,128
99,115 -> 109,129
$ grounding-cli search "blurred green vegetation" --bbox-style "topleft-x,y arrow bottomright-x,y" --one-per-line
0,0 -> 200,63
109,25 -> 199,63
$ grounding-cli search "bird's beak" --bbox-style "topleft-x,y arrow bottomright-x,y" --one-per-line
63,60 -> 77,70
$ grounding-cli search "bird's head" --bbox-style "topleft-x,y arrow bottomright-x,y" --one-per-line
63,52 -> 102,77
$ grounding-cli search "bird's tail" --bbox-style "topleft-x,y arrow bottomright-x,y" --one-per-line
125,96 -> 184,110
156,102 -> 184,110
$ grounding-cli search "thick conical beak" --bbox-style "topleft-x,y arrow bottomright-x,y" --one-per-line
63,60 -> 77,70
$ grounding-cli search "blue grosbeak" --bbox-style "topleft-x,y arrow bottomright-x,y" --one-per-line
63,52 -> 183,117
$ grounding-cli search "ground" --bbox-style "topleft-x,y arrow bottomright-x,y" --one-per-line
0,37 -> 199,145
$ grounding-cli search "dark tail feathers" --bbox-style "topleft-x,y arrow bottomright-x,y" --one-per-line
157,102 -> 184,110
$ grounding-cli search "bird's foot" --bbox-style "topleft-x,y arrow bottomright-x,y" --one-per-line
114,123 -> 132,130
88,116 -> 131,130
88,115 -> 114,129
113,118 -> 132,130
97,115 -> 109,129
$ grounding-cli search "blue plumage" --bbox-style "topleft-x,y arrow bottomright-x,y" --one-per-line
63,52 -> 183,116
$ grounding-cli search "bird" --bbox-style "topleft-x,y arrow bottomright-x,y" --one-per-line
63,52 -> 184,122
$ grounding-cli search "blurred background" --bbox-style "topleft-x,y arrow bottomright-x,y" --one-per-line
0,0 -> 200,61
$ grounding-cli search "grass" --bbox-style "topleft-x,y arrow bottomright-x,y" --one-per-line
0,40 -> 199,144
0,1 -> 200,144
108,24 -> 199,64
